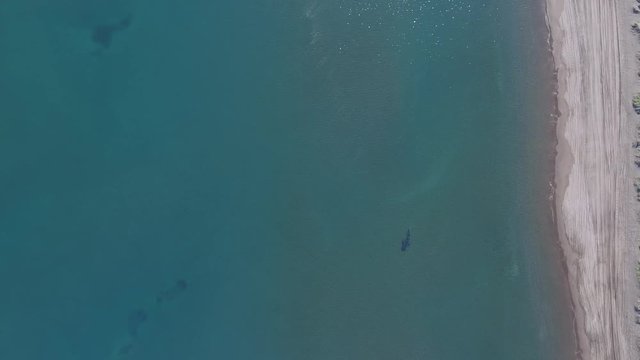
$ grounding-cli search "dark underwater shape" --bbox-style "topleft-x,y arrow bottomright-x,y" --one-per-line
127,309 -> 147,337
116,342 -> 134,357
156,279 -> 188,303
401,229 -> 410,251
91,14 -> 133,48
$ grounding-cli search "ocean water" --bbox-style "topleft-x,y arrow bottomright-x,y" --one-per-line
0,0 -> 574,359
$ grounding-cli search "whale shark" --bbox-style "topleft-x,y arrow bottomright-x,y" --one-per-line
401,229 -> 410,251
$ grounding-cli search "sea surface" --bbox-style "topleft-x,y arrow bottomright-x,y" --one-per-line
0,0 -> 574,359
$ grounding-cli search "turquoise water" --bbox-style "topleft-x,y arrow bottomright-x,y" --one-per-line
0,0 -> 574,359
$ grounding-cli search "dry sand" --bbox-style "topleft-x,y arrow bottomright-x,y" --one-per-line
546,0 -> 639,359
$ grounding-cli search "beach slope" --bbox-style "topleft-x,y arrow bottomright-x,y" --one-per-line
546,0 -> 636,359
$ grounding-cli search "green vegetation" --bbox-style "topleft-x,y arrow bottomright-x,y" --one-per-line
634,95 -> 640,114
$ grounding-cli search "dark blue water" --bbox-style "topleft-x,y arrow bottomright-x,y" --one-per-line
0,0 -> 574,359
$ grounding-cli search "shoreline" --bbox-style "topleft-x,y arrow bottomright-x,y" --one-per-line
544,1 -> 584,358
542,2 -> 584,359
545,0 -> 637,359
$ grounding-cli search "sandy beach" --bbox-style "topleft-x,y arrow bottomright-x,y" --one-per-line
546,0 -> 638,358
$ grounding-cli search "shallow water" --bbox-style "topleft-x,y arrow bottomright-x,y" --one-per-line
0,0 -> 573,359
